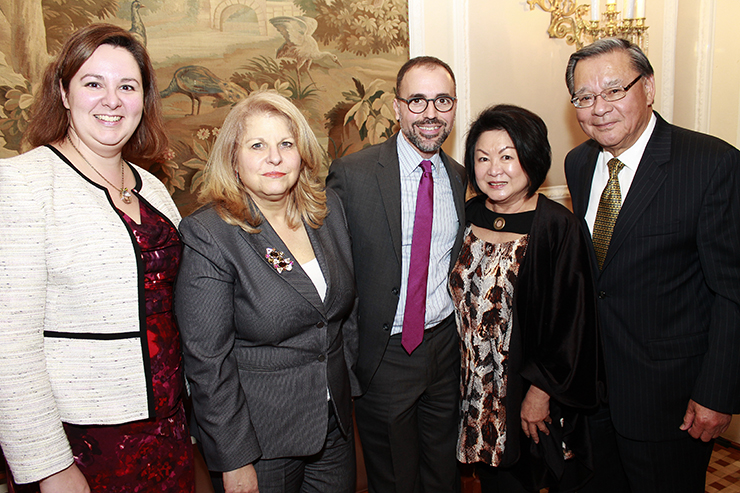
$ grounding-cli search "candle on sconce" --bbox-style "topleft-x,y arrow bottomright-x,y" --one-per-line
636,0 -> 646,17
625,0 -> 635,18
528,0 -> 649,52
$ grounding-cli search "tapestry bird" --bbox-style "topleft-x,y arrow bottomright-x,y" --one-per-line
160,66 -> 248,116
129,0 -> 146,47
269,16 -> 341,84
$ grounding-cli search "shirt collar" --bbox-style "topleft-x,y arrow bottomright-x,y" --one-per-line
601,112 -> 657,170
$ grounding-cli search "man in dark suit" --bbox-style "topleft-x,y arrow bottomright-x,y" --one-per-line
564,38 -> 740,492
327,56 -> 466,493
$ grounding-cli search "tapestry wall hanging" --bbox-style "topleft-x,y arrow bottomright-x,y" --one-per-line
0,0 -> 409,215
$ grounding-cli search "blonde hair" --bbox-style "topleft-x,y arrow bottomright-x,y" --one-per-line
199,91 -> 327,233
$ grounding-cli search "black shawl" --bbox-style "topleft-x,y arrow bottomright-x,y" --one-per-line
467,194 -> 601,491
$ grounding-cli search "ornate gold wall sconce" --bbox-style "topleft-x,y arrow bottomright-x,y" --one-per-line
527,0 -> 648,51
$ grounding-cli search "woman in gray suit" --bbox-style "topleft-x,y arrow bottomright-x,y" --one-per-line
175,92 -> 359,493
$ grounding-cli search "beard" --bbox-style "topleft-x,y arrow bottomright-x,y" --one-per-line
402,118 -> 451,154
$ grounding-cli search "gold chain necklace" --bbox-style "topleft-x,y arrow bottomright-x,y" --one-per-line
67,136 -> 132,204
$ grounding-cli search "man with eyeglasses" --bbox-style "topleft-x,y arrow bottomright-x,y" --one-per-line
327,56 -> 466,493
564,38 -> 740,493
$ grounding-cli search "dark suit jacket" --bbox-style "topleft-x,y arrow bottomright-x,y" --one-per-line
174,189 -> 359,472
565,112 -> 740,441
326,133 -> 467,392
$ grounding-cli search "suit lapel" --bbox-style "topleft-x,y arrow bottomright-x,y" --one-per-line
573,143 -> 600,220
441,150 -> 466,226
376,135 -> 403,264
602,113 -> 671,270
575,144 -> 601,274
239,220 -> 326,315
306,223 -> 334,314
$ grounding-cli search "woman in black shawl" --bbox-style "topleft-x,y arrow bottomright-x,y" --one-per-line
450,104 -> 600,492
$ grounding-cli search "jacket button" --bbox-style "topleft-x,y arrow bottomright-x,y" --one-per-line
382,323 -> 390,331
316,321 -> 325,328
392,288 -> 399,296
318,354 -> 326,362
598,291 -> 607,299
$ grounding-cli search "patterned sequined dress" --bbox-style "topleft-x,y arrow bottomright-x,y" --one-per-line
9,201 -> 194,492
449,225 -> 529,466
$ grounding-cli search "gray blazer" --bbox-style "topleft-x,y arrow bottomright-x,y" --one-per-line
326,133 -> 467,392
175,189 -> 359,472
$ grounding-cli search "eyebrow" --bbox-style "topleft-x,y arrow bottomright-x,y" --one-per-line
79,73 -> 141,84
404,92 -> 454,99
575,77 -> 625,95
475,145 -> 515,154
245,135 -> 295,142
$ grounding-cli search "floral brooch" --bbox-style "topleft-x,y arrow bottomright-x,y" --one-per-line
265,248 -> 293,273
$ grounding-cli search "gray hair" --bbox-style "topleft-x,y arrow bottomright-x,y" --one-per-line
565,38 -> 654,95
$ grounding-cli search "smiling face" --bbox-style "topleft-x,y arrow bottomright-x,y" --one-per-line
474,129 -> 532,213
393,64 -> 456,158
573,50 -> 655,157
61,44 -> 144,158
236,112 -> 302,208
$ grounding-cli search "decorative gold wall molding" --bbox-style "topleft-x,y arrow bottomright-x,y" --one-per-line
528,0 -> 648,51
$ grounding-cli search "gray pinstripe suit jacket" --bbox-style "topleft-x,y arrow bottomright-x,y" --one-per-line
174,189 -> 359,471
326,133 -> 467,393
565,112 -> 740,441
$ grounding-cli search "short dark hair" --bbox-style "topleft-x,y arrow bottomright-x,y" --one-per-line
395,56 -> 456,96
566,37 -> 654,96
24,23 -> 168,162
465,104 -> 551,197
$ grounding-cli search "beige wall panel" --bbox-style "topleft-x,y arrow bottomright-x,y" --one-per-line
709,0 -> 740,147
673,1 -> 702,129
464,1 -> 585,189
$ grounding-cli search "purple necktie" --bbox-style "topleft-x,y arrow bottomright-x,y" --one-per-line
402,160 -> 434,354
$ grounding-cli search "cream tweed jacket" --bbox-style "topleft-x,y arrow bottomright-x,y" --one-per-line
0,145 -> 181,484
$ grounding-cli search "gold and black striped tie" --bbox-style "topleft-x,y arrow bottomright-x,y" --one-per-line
592,158 -> 625,270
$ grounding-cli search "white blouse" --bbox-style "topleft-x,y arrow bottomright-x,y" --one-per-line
302,257 -> 327,302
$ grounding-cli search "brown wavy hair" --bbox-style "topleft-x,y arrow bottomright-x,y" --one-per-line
198,91 -> 327,233
23,23 -> 168,162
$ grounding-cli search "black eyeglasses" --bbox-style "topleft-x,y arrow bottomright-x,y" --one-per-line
571,74 -> 643,109
396,95 -> 457,114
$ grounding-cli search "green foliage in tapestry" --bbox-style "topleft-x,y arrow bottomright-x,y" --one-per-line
311,0 -> 409,56
0,82 -> 33,152
43,0 -> 119,54
231,56 -> 318,104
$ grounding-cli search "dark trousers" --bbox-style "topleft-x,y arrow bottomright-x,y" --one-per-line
579,404 -> 714,493
476,463 -> 533,493
211,408 -> 355,493
354,315 -> 461,493
616,431 -> 714,493
577,405 -> 630,493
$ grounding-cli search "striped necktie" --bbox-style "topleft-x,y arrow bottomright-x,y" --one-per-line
592,158 -> 625,270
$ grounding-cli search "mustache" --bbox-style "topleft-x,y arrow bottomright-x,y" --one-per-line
413,118 -> 445,126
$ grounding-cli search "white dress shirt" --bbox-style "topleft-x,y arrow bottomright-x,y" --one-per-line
391,133 -> 458,335
585,113 -> 657,234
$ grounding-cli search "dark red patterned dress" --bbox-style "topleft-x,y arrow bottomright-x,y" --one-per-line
9,201 -> 194,492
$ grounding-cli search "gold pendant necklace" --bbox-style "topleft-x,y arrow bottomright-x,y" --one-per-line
67,136 -> 132,204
